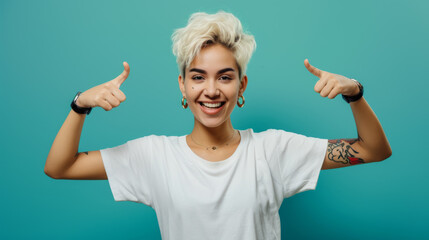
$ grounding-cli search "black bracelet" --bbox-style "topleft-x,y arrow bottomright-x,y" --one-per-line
71,91 -> 92,115
342,79 -> 363,103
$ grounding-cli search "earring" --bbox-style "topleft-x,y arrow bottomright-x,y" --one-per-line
237,95 -> 245,108
182,96 -> 188,109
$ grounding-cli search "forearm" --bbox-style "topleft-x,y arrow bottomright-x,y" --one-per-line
349,96 -> 392,161
304,60 -> 392,168
45,110 -> 86,178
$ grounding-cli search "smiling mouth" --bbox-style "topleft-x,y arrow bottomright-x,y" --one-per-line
199,102 -> 225,108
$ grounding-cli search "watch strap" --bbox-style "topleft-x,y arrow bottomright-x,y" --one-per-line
342,79 -> 363,103
71,91 -> 92,115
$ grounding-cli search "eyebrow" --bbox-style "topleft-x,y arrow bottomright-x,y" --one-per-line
189,68 -> 235,75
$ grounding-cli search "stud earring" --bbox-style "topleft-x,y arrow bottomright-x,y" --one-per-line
237,95 -> 245,108
182,96 -> 188,109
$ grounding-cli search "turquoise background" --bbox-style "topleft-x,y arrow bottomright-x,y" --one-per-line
1,0 -> 428,239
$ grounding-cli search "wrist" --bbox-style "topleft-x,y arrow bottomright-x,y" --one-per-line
351,80 -> 360,95
342,79 -> 363,103
75,96 -> 85,108
71,91 -> 92,115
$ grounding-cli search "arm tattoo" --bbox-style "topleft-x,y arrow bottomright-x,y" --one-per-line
327,139 -> 364,165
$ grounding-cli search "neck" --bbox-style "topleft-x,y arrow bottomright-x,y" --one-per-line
190,118 -> 236,146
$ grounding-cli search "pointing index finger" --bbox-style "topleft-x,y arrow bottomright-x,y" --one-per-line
304,59 -> 323,78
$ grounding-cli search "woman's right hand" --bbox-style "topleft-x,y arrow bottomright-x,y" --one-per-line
76,62 -> 130,111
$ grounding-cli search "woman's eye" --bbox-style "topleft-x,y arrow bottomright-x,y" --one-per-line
192,76 -> 204,80
219,76 -> 232,80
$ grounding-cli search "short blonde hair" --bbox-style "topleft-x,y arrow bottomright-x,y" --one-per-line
172,11 -> 256,79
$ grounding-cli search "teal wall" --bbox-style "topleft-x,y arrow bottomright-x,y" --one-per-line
1,0 -> 428,239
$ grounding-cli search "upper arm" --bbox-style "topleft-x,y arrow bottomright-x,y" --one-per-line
60,150 -> 107,180
321,138 -> 373,170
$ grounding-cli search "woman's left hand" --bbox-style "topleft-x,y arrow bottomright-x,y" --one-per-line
304,59 -> 360,99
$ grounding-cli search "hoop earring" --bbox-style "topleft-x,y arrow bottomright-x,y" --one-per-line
237,95 -> 245,108
181,96 -> 188,109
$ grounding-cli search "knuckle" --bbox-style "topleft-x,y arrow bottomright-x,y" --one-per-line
101,86 -> 111,93
105,81 -> 114,88
120,93 -> 127,101
94,95 -> 102,102
314,86 -> 320,92
99,103 -> 107,109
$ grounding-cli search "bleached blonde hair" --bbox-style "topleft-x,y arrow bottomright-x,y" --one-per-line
172,11 -> 256,80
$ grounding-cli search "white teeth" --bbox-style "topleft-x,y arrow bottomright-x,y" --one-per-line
202,102 -> 222,108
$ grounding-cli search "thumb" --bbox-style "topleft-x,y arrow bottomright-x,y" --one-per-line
112,61 -> 130,88
304,59 -> 322,78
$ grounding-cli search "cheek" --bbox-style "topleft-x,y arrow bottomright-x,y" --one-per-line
226,86 -> 240,99
184,83 -> 203,99
188,84 -> 201,91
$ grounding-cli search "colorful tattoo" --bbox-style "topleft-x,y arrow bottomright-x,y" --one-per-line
327,139 -> 364,165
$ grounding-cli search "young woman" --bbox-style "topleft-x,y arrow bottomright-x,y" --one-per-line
45,11 -> 391,240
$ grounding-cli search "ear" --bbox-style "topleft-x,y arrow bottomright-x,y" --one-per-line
178,75 -> 186,97
239,75 -> 248,96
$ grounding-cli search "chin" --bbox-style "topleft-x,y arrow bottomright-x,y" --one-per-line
190,102 -> 234,128
193,114 -> 231,128
197,118 -> 226,128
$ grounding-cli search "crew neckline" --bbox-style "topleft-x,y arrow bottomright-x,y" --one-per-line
180,129 -> 247,166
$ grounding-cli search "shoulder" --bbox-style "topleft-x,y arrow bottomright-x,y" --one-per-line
240,129 -> 301,150
249,128 -> 298,140
246,128 -> 326,149
126,134 -> 183,148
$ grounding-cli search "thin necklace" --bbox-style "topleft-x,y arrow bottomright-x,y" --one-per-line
190,130 -> 237,151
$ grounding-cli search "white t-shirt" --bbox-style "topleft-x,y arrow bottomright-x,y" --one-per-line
100,129 -> 327,240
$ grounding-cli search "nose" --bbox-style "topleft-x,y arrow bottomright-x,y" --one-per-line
204,79 -> 220,98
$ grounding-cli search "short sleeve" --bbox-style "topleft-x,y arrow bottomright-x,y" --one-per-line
100,137 -> 153,206
260,129 -> 327,199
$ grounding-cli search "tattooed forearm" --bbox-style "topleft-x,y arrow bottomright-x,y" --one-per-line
327,139 -> 364,165
74,151 -> 89,157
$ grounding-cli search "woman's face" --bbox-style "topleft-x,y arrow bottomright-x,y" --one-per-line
178,43 -> 247,128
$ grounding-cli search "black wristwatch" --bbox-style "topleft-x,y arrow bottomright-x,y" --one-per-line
71,91 -> 92,115
342,79 -> 364,103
